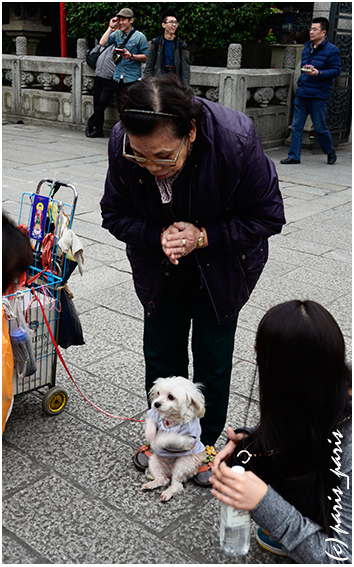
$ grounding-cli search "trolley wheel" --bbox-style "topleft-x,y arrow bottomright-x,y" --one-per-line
42,387 -> 68,416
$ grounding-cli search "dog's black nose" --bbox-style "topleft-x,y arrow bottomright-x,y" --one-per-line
154,402 -> 161,409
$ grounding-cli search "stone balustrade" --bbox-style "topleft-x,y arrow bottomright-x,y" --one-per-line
2,47 -> 294,148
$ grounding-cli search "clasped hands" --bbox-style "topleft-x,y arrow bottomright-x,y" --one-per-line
210,427 -> 268,511
161,221 -> 204,266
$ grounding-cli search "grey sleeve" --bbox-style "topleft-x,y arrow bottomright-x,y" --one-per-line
251,469 -> 352,564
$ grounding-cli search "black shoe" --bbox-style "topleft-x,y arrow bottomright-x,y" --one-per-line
280,157 -> 301,165
327,151 -> 337,165
133,444 -> 153,471
86,128 -> 104,138
85,126 -> 93,137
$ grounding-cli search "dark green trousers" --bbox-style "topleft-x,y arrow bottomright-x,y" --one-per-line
143,287 -> 238,446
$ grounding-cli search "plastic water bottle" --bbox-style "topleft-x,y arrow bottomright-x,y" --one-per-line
220,465 -> 251,557
10,327 -> 37,378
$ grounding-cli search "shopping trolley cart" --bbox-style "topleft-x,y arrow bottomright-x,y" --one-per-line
3,178 -> 78,416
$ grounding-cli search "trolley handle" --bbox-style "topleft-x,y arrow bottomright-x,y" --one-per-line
35,178 -> 78,218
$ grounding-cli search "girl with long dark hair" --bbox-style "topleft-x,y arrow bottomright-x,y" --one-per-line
211,300 -> 351,562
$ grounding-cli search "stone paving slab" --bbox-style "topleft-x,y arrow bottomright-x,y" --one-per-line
2,122 -> 351,564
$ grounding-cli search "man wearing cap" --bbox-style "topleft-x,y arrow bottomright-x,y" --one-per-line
99,8 -> 149,112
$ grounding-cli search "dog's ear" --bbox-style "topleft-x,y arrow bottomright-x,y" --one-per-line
190,384 -> 206,418
149,377 -> 163,403
192,396 -> 206,418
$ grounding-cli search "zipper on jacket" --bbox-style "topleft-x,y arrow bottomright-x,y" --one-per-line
224,179 -> 241,210
235,251 -> 250,298
194,254 -> 220,324
197,263 -> 204,290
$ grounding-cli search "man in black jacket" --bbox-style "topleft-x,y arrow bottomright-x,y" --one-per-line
144,10 -> 190,85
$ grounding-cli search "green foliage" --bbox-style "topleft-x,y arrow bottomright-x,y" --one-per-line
64,2 -> 281,63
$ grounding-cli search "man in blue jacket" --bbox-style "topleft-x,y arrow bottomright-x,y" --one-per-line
281,17 -> 341,166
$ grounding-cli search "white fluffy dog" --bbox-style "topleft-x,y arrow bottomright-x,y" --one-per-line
141,376 -> 206,501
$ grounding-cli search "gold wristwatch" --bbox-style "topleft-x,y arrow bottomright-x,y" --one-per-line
197,230 -> 204,248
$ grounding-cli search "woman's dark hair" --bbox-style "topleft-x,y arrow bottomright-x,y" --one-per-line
253,300 -> 351,533
120,75 -> 204,139
2,213 -> 33,293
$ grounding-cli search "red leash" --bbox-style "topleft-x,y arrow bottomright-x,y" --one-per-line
30,286 -> 145,423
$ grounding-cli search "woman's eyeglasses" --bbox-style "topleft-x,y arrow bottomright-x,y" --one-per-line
122,133 -> 186,167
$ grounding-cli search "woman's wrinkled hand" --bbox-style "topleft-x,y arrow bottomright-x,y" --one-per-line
161,221 -> 204,265
211,461 -> 268,511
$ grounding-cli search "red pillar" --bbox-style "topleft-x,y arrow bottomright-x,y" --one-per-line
60,2 -> 67,57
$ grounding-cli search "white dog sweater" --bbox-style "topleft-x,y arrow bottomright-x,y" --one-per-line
147,408 -> 206,458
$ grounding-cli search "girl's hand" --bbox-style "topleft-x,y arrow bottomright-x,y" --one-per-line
211,461 -> 268,511
213,427 -> 247,474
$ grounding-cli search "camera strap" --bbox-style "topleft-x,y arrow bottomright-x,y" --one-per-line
114,28 -> 136,63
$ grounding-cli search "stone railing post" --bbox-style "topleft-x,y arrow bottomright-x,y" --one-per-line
227,44 -> 242,69
283,46 -> 297,69
76,38 -> 88,59
72,62 -> 83,125
11,57 -> 22,115
74,39 -> 89,124
16,36 -> 28,56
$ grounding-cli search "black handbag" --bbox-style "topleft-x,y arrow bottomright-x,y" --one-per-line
57,260 -> 85,349
86,46 -> 106,69
58,286 -> 85,349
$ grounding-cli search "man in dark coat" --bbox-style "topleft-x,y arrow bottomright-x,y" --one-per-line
144,10 -> 190,85
281,17 -> 341,166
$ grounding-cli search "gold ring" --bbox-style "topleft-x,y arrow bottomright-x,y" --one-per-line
182,239 -> 186,246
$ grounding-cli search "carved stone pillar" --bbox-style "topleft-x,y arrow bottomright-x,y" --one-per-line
16,36 -> 27,56
3,3 -> 52,55
227,44 -> 242,69
77,38 -> 88,60
283,46 -> 297,69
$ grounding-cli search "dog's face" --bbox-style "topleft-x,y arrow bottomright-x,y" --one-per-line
149,376 -> 205,424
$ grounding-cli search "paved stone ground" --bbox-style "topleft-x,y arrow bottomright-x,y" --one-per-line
2,122 -> 351,564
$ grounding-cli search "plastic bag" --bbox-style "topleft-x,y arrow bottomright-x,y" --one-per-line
58,285 -> 85,349
9,295 -> 37,378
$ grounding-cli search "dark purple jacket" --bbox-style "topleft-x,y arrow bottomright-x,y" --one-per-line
100,99 -> 285,324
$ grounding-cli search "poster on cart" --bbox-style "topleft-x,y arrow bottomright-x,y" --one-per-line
29,195 -> 49,241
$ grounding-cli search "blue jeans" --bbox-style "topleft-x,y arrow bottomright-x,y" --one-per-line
288,96 -> 334,161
